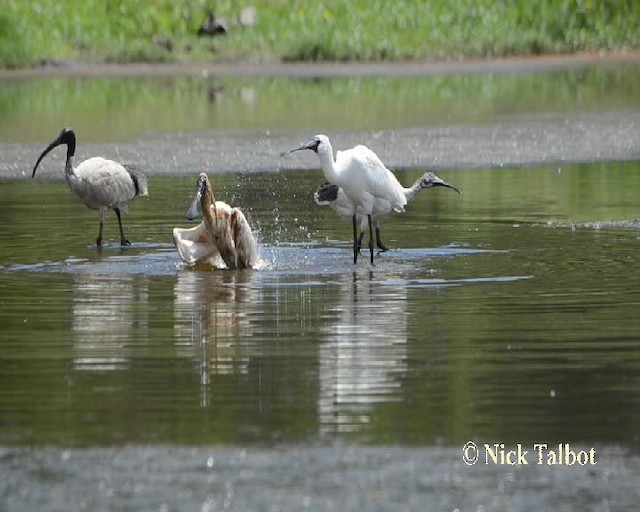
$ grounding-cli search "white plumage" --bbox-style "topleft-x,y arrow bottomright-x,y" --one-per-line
32,128 -> 148,247
173,172 -> 259,270
283,134 -> 407,264
314,171 -> 461,252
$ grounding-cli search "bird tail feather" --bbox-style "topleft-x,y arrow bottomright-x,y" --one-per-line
123,164 -> 149,197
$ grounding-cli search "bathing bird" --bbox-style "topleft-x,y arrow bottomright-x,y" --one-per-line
314,171 -> 461,252
32,127 -> 148,247
173,172 -> 258,270
282,134 -> 407,265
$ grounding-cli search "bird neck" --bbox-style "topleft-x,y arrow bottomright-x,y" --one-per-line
65,135 -> 76,160
201,186 -> 216,221
63,133 -> 77,177
317,146 -> 341,185
65,155 -> 76,177
404,178 -> 424,202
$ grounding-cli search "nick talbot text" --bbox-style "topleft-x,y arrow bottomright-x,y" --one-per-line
484,443 -> 596,466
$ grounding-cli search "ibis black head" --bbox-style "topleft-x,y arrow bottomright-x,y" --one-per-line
186,172 -> 210,220
314,182 -> 340,205
420,171 -> 461,194
32,127 -> 77,178
280,134 -> 327,156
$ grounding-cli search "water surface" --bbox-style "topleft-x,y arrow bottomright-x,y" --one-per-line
1,163 -> 639,449
1,63 -> 640,509
1,64 -> 638,143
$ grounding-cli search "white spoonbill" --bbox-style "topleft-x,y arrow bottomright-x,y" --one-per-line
32,127 -> 148,247
173,172 -> 258,270
314,171 -> 461,252
282,134 -> 407,265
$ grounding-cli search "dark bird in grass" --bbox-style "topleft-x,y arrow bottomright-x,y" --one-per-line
197,11 -> 227,37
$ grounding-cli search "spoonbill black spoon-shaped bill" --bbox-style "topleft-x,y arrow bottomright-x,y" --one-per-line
282,134 -> 408,265
172,172 -> 259,270
32,128 -> 148,247
314,171 -> 461,252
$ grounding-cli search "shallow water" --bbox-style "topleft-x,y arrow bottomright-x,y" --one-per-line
1,163 -> 639,450
1,63 -> 640,509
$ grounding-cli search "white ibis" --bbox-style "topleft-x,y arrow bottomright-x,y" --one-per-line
314,171 -> 461,252
172,172 -> 259,270
32,128 -> 148,247
282,134 -> 407,264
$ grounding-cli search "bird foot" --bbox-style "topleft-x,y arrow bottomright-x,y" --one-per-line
376,244 -> 390,253
120,238 -> 132,247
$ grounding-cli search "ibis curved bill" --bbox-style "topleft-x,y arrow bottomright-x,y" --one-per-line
314,171 -> 461,252
283,134 -> 408,265
32,128 -> 148,247
173,172 -> 259,270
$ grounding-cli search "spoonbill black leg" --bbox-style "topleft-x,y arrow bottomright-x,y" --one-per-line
115,208 -> 131,246
352,214 -> 359,264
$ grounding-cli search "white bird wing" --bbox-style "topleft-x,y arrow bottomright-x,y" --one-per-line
205,201 -> 259,270
338,146 -> 407,213
173,222 -> 224,267
74,157 -> 138,212
231,207 -> 259,269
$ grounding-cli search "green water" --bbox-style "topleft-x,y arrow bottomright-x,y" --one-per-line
1,164 -> 639,448
1,64 -> 639,509
1,64 -> 638,143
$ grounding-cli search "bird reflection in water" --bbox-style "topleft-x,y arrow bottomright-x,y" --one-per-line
318,271 -> 408,433
71,273 -> 149,371
173,271 -> 257,407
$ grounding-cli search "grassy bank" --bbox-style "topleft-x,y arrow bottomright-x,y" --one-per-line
2,0 -> 639,68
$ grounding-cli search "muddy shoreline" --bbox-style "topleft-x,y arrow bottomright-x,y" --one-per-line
2,50 -> 640,79
2,109 -> 639,179
2,444 -> 638,511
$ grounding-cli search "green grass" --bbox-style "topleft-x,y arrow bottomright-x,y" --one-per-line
1,0 -> 639,68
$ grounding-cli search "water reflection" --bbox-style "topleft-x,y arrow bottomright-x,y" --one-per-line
319,272 -> 408,433
2,65 -> 638,144
173,271 -> 258,407
1,165 -> 639,447
71,273 -> 149,371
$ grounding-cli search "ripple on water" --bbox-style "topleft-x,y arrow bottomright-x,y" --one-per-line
0,243 -> 526,288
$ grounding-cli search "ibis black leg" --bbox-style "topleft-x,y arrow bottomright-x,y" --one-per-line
356,231 -> 365,253
96,219 -> 104,247
375,227 -> 389,252
368,214 -> 374,265
352,215 -> 358,264
115,208 -> 131,246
